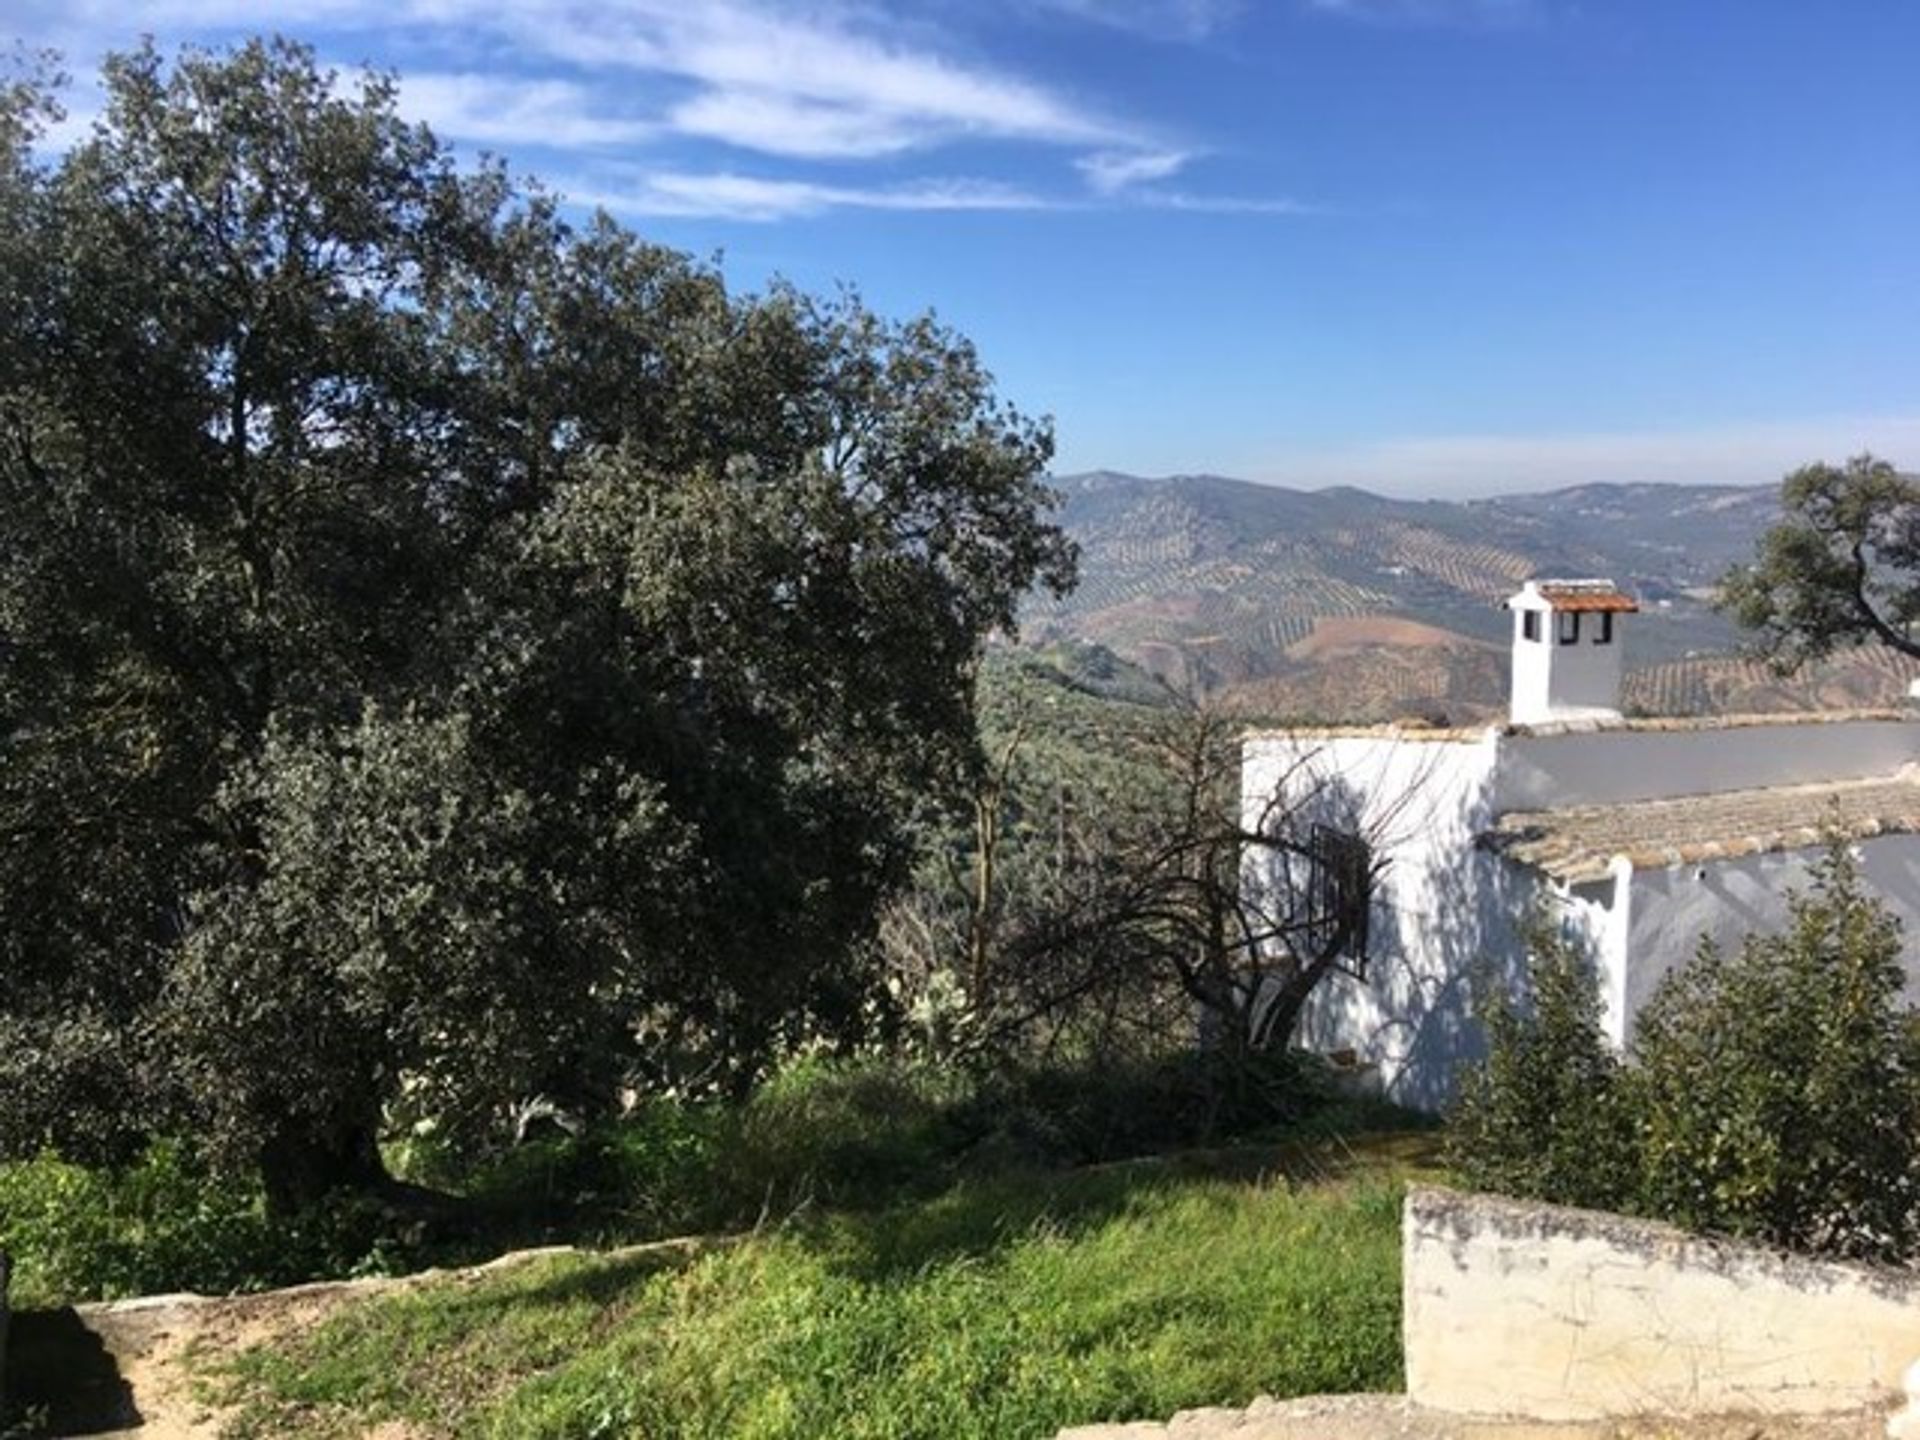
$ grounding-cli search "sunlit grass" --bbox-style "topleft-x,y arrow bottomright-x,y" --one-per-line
212,1136 -> 1431,1440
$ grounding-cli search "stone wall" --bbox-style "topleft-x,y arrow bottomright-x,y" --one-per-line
1404,1186 -> 1920,1421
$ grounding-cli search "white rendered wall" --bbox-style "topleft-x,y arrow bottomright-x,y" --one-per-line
1243,722 -> 1920,1105
1620,834 -> 1920,1036
1508,607 -> 1553,725
1495,718 -> 1920,811
1242,732 -> 1632,1108
1508,601 -> 1625,725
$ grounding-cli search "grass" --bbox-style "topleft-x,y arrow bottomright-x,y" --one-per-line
209,1133 -> 1432,1440
1,1052 -> 1415,1310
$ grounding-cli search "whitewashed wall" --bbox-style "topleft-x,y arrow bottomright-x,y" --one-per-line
1243,731 -> 1630,1109
1621,834 -> 1920,1028
1244,718 -> 1920,1107
1405,1185 -> 1920,1420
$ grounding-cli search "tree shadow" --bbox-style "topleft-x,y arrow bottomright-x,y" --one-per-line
796,1124 -> 1435,1286
6,1307 -> 141,1436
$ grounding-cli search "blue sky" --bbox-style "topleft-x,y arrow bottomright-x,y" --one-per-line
11,0 -> 1919,497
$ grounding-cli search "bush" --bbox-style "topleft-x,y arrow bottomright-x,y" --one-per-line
961,1047 -> 1324,1170
1450,846 -> 1920,1262
1626,847 -> 1920,1259
706,1055 -> 975,1217
0,1142 -> 406,1307
1448,922 -> 1634,1212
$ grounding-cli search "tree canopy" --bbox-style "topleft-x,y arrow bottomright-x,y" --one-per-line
1719,453 -> 1920,668
0,39 -> 1073,1208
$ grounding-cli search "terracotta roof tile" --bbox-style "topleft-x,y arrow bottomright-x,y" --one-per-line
1484,771 -> 1920,884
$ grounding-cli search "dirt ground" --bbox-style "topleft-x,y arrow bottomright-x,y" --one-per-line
8,1275 -> 409,1438
1058,1393 -> 1894,1440
3,1240 -> 690,1438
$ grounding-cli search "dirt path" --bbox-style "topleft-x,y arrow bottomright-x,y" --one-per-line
6,1239 -> 713,1437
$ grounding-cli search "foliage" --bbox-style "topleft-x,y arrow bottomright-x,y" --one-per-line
1450,846 -> 1920,1262
3,1051 -> 1394,1307
0,39 -> 1072,1206
1447,923 -> 1633,1212
0,1143 -> 411,1309
209,1141 -> 1422,1440
1626,846 -> 1920,1259
1720,453 -> 1920,668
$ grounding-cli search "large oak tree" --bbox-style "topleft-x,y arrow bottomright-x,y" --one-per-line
0,40 -> 1074,1210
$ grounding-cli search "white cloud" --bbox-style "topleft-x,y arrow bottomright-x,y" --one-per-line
401,73 -> 655,148
1303,0 -> 1543,27
1250,416 -> 1920,499
16,0 -> 1303,222
572,170 -> 1055,222
1025,0 -> 1244,41
509,1 -> 1127,154
1134,188 -> 1321,214
1076,148 -> 1191,193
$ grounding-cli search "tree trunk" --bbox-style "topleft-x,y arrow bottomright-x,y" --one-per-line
258,1110 -> 390,1218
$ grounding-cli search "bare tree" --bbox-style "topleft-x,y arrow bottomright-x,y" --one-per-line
879,691 -> 1408,1070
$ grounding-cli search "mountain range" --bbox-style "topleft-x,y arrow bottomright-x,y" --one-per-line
1022,471 -> 1919,723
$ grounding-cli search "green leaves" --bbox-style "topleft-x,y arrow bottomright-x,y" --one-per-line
0,39 -> 1070,1199
1452,844 -> 1920,1262
1719,453 -> 1920,669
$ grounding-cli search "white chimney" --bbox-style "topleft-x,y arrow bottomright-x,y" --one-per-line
1507,579 -> 1638,726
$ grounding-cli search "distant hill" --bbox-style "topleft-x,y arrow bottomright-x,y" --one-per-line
1022,471 -> 1917,722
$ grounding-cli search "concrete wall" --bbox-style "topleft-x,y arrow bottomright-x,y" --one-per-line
1404,1186 -> 1920,1421
1495,717 -> 1920,811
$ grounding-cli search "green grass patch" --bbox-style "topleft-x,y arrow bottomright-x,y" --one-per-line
210,1135 -> 1430,1440
3,1052 -> 1421,1309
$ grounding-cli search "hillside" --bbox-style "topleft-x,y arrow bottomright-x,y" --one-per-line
1022,471 -> 1912,722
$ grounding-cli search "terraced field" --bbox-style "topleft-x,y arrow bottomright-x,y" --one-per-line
1623,645 -> 1920,717
1027,471 -> 1776,714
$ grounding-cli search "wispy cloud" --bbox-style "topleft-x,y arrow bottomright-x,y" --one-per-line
504,1 -> 1129,156
1302,0 -> 1545,28
20,0 -> 1318,223
574,170 -> 1055,222
1076,148 -> 1192,193
1021,0 -> 1245,42
1134,189 -> 1324,215
401,73 -> 656,149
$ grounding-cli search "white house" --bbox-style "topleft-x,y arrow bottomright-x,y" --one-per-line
1241,578 -> 1920,1109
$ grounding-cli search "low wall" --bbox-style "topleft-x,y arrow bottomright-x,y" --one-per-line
1404,1186 -> 1920,1421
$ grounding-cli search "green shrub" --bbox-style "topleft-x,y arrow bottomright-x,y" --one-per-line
449,1100 -> 722,1237
1450,846 -> 1920,1262
0,1142 -> 406,1306
1448,923 -> 1634,1212
5,1050 -> 1383,1307
1626,847 -> 1920,1259
710,1055 -> 976,1217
